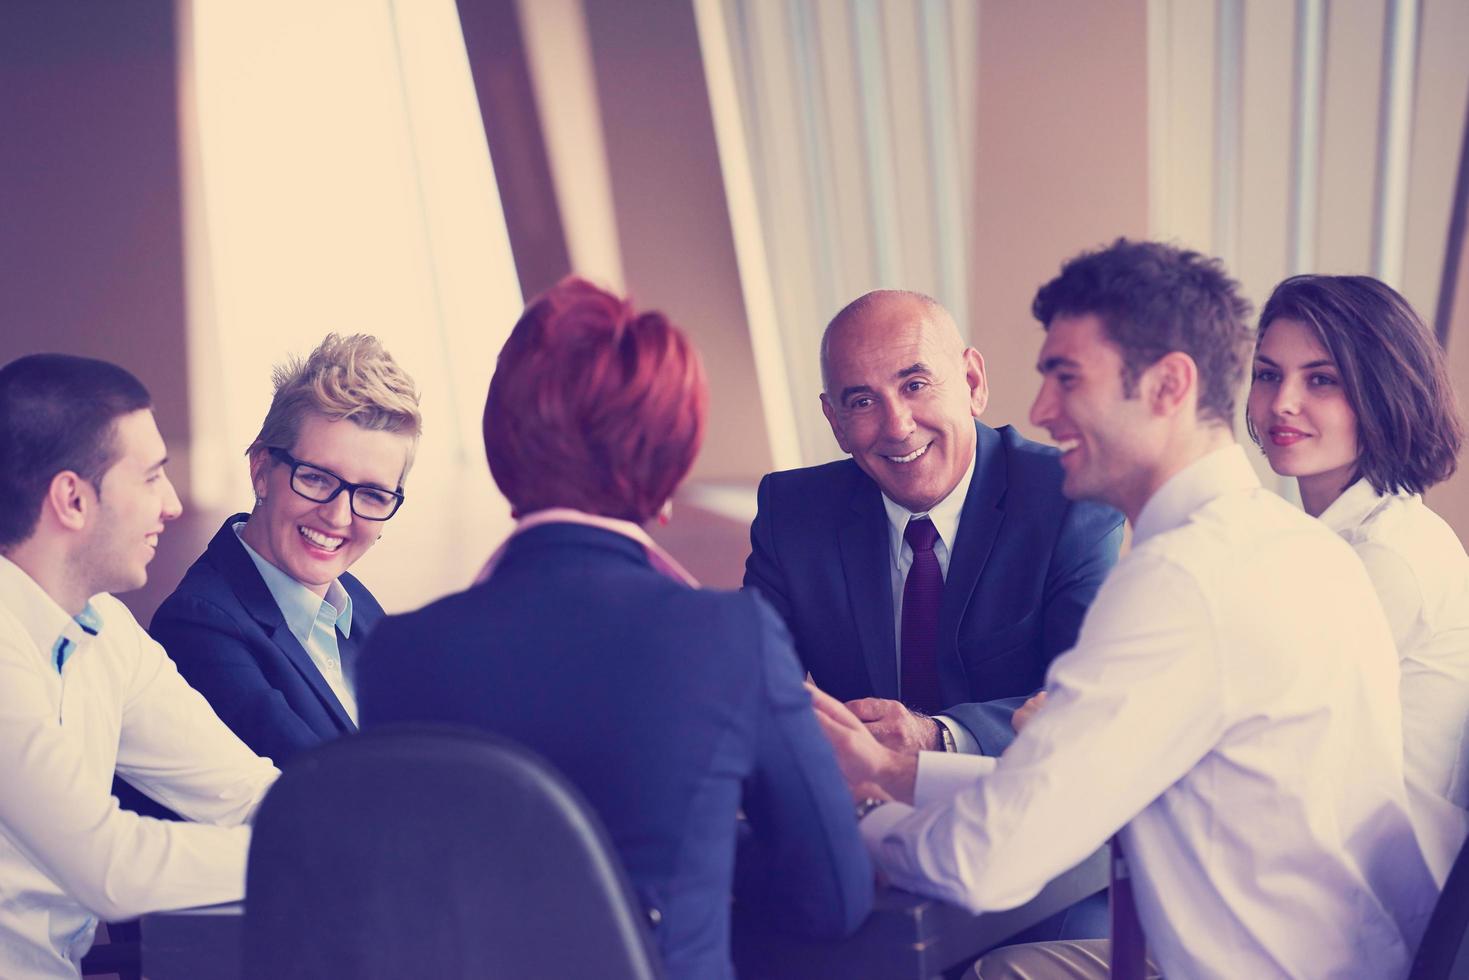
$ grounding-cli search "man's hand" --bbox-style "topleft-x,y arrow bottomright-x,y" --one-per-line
1011,690 -> 1048,733
806,683 -> 919,804
845,697 -> 943,752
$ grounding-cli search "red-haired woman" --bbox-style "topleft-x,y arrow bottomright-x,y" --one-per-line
357,278 -> 872,979
1248,274 -> 1468,885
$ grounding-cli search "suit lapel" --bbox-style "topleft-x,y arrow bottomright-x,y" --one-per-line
337,572 -> 383,724
937,424 -> 1007,704
839,480 -> 900,699
208,519 -> 357,732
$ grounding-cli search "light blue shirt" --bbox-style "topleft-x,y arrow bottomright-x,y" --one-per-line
52,602 -> 101,674
232,523 -> 358,724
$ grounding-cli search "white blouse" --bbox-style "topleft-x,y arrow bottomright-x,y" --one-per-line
1321,478 -> 1469,885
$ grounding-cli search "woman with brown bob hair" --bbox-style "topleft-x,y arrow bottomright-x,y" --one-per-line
1247,274 -> 1469,884
358,277 -> 872,979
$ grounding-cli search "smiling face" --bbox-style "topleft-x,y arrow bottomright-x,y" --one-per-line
240,413 -> 413,596
1247,316 -> 1360,515
820,296 -> 987,513
1029,313 -> 1164,521
76,409 -> 183,595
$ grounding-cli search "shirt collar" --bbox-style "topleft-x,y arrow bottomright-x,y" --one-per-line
881,438 -> 979,564
1318,478 -> 1398,537
0,554 -> 107,663
1132,444 -> 1261,547
474,507 -> 699,588
233,523 -> 353,645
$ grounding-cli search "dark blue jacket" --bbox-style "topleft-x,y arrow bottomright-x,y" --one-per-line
744,422 -> 1124,754
150,515 -> 383,766
357,523 -> 873,980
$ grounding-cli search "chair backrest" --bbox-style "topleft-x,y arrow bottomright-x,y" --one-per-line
243,723 -> 664,980
1412,835 -> 1469,979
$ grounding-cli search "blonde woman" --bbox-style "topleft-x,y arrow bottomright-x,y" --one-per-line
151,334 -> 421,765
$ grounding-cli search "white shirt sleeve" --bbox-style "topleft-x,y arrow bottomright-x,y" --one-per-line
114,624 -> 278,825
0,607 -> 276,923
862,553 -> 1226,913
1353,541 -> 1427,655
915,750 -> 996,806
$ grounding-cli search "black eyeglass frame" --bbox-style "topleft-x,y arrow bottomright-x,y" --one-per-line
266,447 -> 406,521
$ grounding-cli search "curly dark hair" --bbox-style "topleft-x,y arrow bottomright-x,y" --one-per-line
1251,275 -> 1463,495
1032,238 -> 1253,424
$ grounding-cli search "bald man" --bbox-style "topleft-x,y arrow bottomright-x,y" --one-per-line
744,291 -> 1123,759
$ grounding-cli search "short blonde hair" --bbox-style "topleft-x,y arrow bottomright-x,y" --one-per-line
247,334 -> 422,478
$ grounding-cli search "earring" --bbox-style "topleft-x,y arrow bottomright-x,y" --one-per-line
657,499 -> 673,526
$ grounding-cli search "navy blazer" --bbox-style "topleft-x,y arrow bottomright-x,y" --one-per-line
745,422 -> 1124,754
150,515 -> 384,766
357,523 -> 872,980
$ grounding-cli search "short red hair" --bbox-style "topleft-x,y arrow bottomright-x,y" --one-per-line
484,277 -> 708,522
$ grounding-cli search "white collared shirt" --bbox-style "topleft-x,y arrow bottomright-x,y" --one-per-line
0,556 -> 278,979
1320,479 -> 1469,885
880,448 -> 978,750
860,446 -> 1437,979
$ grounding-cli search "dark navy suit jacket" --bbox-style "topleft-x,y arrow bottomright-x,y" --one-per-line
149,515 -> 383,766
357,523 -> 872,980
744,422 -> 1124,755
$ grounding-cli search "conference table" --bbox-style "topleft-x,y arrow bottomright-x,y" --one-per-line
142,848 -> 1107,980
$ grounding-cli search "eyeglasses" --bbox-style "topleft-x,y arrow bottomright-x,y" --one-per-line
266,447 -> 405,521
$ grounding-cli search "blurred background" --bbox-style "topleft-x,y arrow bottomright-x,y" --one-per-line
3,0 -> 1467,623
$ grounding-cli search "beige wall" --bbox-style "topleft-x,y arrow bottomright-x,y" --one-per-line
1428,238 -> 1469,548
0,3 -> 209,624
579,0 -> 775,484
970,1 -> 1152,435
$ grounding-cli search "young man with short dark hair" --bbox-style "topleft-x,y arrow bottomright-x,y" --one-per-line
0,354 -> 277,978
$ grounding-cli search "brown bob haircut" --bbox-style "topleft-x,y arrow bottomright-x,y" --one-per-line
1251,274 -> 1463,496
483,277 -> 708,522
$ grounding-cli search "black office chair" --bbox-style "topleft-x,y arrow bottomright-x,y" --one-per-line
1412,835 -> 1469,979
243,724 -> 664,980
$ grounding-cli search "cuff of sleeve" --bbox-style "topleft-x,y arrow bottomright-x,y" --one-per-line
859,799 -> 916,855
934,714 -> 981,754
915,750 -> 997,808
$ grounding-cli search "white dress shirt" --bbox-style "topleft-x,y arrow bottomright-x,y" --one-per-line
1320,479 -> 1469,885
0,556 -> 278,979
880,447 -> 979,751
859,446 -> 1437,979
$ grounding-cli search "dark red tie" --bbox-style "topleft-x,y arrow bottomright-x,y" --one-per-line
1110,837 -> 1147,979
900,517 -> 943,714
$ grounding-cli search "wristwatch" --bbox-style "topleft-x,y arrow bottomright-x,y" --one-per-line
918,712 -> 955,752
936,720 -> 956,752
855,796 -> 889,822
